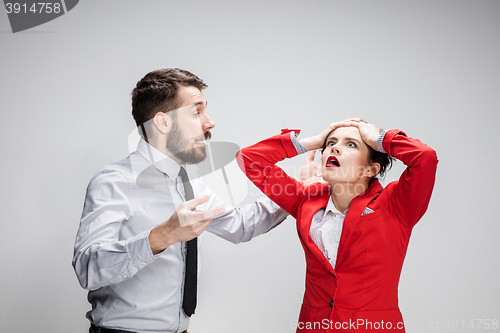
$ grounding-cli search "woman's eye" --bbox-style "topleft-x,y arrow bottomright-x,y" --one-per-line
347,142 -> 356,148
328,141 -> 335,146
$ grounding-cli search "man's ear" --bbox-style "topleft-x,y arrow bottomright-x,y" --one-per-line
153,112 -> 172,135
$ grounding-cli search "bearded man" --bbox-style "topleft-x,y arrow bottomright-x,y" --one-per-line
73,69 -> 290,333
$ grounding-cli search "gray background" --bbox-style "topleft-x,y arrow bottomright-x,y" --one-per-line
1,1 -> 499,332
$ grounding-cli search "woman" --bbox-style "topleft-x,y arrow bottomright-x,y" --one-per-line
237,119 -> 438,332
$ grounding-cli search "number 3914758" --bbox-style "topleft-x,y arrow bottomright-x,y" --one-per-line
5,3 -> 62,14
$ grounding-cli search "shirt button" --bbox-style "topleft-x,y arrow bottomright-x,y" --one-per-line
329,300 -> 333,307
141,261 -> 146,265
122,275 -> 127,278
148,258 -> 154,261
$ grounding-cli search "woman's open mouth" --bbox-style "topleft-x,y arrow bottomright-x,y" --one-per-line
325,156 -> 340,167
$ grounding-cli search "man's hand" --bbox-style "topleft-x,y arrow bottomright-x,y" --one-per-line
148,195 -> 225,255
297,150 -> 328,187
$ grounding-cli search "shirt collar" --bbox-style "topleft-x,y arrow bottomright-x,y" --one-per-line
324,198 -> 348,217
136,138 -> 182,181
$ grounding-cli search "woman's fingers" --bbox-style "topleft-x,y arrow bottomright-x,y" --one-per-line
328,118 -> 361,131
329,121 -> 351,129
350,120 -> 381,150
349,120 -> 362,128
345,117 -> 361,122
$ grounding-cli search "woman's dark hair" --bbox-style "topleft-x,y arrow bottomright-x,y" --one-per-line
131,68 -> 207,127
321,125 -> 394,183
366,143 -> 394,182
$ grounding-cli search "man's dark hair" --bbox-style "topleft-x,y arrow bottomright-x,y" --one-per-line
131,68 -> 208,126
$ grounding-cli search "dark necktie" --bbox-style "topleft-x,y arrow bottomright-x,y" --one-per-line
178,167 -> 197,317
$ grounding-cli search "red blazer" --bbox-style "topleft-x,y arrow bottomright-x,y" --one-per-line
237,129 -> 438,333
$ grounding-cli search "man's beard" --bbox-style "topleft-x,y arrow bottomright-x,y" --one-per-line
166,121 -> 212,164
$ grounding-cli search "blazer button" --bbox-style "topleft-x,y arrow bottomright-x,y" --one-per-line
329,300 -> 333,308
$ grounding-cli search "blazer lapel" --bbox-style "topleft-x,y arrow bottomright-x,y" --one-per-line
335,180 -> 383,268
296,184 -> 335,274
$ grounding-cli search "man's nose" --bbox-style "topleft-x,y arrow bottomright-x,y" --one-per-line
202,113 -> 215,131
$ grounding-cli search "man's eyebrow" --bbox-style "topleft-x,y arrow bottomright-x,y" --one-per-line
194,100 -> 207,107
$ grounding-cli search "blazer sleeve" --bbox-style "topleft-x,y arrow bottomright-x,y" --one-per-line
236,129 -> 306,218
383,129 -> 438,229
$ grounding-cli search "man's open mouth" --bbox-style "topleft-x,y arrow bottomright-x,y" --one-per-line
193,140 -> 206,147
326,156 -> 340,167
194,132 -> 210,147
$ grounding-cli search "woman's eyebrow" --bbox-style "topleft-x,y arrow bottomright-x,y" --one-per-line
328,136 -> 361,144
344,137 -> 361,144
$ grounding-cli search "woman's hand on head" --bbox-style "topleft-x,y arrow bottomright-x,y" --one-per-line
350,120 -> 381,151
298,118 -> 360,151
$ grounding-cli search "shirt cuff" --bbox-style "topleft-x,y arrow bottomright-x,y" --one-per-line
126,229 -> 157,268
291,131 -> 307,154
375,129 -> 392,154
